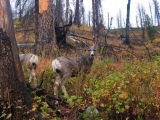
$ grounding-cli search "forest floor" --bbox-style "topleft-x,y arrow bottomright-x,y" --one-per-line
15,25 -> 160,119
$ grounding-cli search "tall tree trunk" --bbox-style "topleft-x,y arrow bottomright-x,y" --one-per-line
95,0 -> 99,34
125,0 -> 131,45
0,0 -> 25,82
92,0 -> 96,35
35,0 -> 39,45
37,0 -> 56,57
138,4 -> 146,41
82,5 -> 85,24
74,0 -> 80,25
0,0 -> 32,117
65,0 -> 69,23
117,15 -> 120,28
136,16 -> 139,28
55,0 -> 64,26
18,0 -> 22,21
149,2 -> 153,25
88,11 -> 91,26
119,9 -> 122,28
153,0 -> 160,26
108,12 -> 110,29
137,4 -> 152,60
92,0 -> 102,37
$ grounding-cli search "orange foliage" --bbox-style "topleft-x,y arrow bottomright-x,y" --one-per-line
36,57 -> 52,75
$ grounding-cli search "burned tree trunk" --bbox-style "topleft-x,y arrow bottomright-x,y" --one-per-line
88,11 -> 91,26
0,0 -> 32,119
0,0 -> 24,82
55,10 -> 72,47
35,0 -> 39,45
74,0 -> 80,25
92,0 -> 103,37
65,0 -> 69,23
92,0 -> 96,35
55,0 -> 64,26
125,0 -> 131,45
138,4 -> 146,41
37,0 -> 56,57
0,29 -> 32,119
153,0 -> 160,26
137,4 -> 152,60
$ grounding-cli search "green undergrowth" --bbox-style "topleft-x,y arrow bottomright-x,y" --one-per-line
22,56 -> 160,119
82,57 -> 160,119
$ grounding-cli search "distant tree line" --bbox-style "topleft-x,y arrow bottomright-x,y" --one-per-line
13,0 -> 160,47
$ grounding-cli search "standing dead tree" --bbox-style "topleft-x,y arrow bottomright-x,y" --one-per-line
0,0 -> 32,119
74,0 -> 85,26
65,0 -> 70,23
35,0 -> 39,45
88,10 -> 91,26
55,10 -> 73,47
149,2 -> 154,25
74,0 -> 80,25
15,0 -> 35,42
81,1 -> 85,25
36,0 -> 56,57
1,0 -> 25,83
15,0 -> 73,51
0,29 -> 32,119
55,0 -> 64,26
124,0 -> 131,45
152,0 -> 160,26
117,9 -> 123,29
137,4 -> 152,60
138,4 -> 146,41
92,0 -> 103,38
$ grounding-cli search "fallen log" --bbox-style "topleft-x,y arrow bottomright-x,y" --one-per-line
70,32 -> 94,41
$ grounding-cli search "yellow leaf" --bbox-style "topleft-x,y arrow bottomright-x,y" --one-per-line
32,107 -> 37,112
155,38 -> 160,44
119,91 -> 128,99
146,43 -> 153,49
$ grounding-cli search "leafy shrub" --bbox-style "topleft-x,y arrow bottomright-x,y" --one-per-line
147,26 -> 157,41
155,38 -> 160,44
80,106 -> 102,120
145,15 -> 157,41
152,55 -> 160,66
32,94 -> 60,120
38,66 -> 56,93
14,19 -> 22,28
83,59 -> 160,119
62,95 -> 83,107
22,66 -> 30,81
26,57 -> 160,119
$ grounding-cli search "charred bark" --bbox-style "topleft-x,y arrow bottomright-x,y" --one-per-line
74,0 -> 80,25
35,0 -> 39,45
125,0 -> 131,45
55,10 -> 72,47
0,28 -> 32,109
37,0 -> 56,56
0,1 -> 32,115
92,0 -> 103,37
65,0 -> 69,23
55,0 -> 64,26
